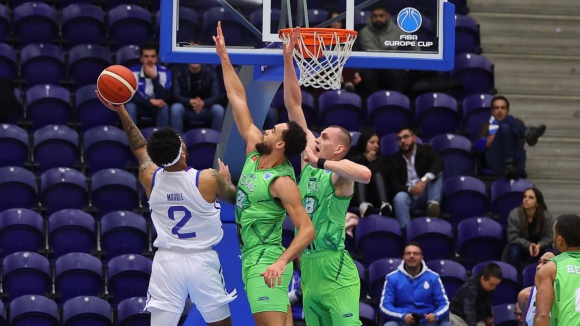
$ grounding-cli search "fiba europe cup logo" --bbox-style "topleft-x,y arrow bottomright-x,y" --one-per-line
397,7 -> 422,33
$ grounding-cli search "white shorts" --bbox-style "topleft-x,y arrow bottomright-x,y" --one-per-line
145,248 -> 237,322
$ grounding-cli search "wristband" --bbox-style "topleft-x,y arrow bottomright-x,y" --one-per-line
317,158 -> 327,169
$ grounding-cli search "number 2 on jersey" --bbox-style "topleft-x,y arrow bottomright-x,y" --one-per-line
168,206 -> 196,239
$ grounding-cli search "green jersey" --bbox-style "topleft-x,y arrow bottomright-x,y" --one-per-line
298,164 -> 351,253
551,251 -> 580,326
235,151 -> 296,253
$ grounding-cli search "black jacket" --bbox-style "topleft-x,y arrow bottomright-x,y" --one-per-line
384,144 -> 444,197
171,64 -> 221,108
449,274 -> 494,325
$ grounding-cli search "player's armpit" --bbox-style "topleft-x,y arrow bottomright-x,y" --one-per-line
534,261 -> 556,326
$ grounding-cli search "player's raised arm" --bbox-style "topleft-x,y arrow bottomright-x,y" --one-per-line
303,146 -> 371,185
534,261 -> 556,326
213,21 -> 263,155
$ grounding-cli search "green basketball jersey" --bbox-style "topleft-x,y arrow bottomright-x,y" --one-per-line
550,251 -> 580,326
235,151 -> 296,253
298,164 -> 352,253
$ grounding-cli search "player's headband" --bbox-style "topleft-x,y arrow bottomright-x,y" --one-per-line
162,136 -> 183,167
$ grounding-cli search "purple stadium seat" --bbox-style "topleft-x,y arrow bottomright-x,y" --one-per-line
91,168 -> 139,218
175,6 -> 200,43
491,178 -> 534,226
455,15 -> 481,54
473,261 -> 519,306
48,209 -> 95,258
108,5 -> 153,50
202,7 -> 248,46
426,259 -> 467,299
115,44 -> 141,67
0,4 -> 9,42
0,209 -> 43,258
360,302 -> 377,326
430,133 -> 474,179
26,84 -> 72,131
272,89 -> 317,126
406,217 -> 455,261
0,167 -> 37,212
319,89 -> 363,131
2,252 -> 51,301
62,296 -> 113,326
62,4 -> 105,50
100,211 -> 148,261
107,255 -> 152,304
522,263 -> 537,288
282,215 -> 294,249
451,53 -> 495,100
367,90 -> 412,137
442,176 -> 489,226
13,2 -> 58,47
457,217 -> 505,268
76,85 -> 120,133
462,93 -> 493,141
0,125 -> 27,167
250,8 -> 281,35
415,92 -> 460,142
20,43 -> 65,87
0,43 -> 16,79
379,133 -> 423,158
68,44 -> 112,89
55,252 -> 103,303
307,9 -> 329,26
0,300 -> 4,325
33,125 -> 79,173
493,303 -> 519,326
354,259 -> 367,301
40,167 -> 88,216
84,125 -> 132,174
183,128 -> 220,170
356,215 -> 403,267
57,0 -> 93,9
10,295 -> 59,326
140,127 -> 159,140
368,258 -> 401,306
117,297 -> 151,326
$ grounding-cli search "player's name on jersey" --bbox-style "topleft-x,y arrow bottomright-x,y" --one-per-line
239,173 -> 257,193
565,264 -> 580,274
167,193 -> 185,201
384,35 -> 434,48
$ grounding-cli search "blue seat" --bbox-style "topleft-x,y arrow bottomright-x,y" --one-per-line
48,209 -> 95,258
272,89 -> 318,126
319,89 -> 363,131
522,263 -> 537,288
472,261 -> 519,306
457,217 -> 505,269
368,258 -> 401,306
430,133 -> 474,179
107,255 -> 152,304
462,93 -> 493,141
0,43 -> 16,79
250,8 -> 281,35
108,5 -> 153,50
91,168 -> 138,218
426,259 -> 467,299
76,85 -> 120,133
442,176 -> 489,226
62,296 -> 112,326
455,15 -> 481,55
0,209 -> 44,258
353,259 -> 367,301
140,127 -> 159,140
406,217 -> 455,261
115,44 -> 141,67
356,215 -> 402,267
367,90 -> 412,137
0,167 -> 37,211
0,300 -> 5,325
26,84 -> 72,131
183,128 -> 220,170
0,4 -> 9,42
176,6 -> 200,43
451,53 -> 495,101
84,125 -> 132,174
307,9 -> 329,26
492,303 -> 519,326
491,178 -> 535,226
100,211 -> 148,261
55,252 -> 103,303
40,167 -> 88,216
62,4 -> 105,50
13,2 -> 58,47
68,44 -> 112,89
360,302 -> 377,326
202,7 -> 248,46
33,125 -> 79,173
10,295 -> 59,326
415,92 -> 460,142
117,297 -> 151,326
1,136 -> 24,170
20,43 -> 65,87
3,252 -> 51,301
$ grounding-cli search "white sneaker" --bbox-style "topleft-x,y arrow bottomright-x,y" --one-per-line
359,202 -> 374,217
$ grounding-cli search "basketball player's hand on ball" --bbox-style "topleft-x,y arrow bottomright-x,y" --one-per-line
302,146 -> 319,168
213,21 -> 228,59
95,90 -> 124,113
282,26 -> 300,59
260,260 -> 286,288
217,158 -> 231,183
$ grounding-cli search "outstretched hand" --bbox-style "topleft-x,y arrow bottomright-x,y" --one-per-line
282,26 -> 300,59
213,21 -> 228,60
94,90 -> 125,114
217,158 -> 232,183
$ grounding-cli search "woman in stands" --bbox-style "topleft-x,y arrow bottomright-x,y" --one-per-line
505,187 -> 555,271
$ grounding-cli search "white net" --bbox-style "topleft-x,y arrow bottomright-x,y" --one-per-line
280,29 -> 358,90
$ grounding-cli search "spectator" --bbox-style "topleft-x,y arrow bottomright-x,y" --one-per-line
356,4 -> 417,99
505,187 -> 554,271
380,242 -> 451,326
516,252 -> 555,326
288,259 -> 305,326
449,262 -> 502,326
350,128 -> 392,217
477,96 -> 546,178
170,63 -> 225,134
514,304 -> 524,326
126,44 -> 172,128
386,126 -> 444,228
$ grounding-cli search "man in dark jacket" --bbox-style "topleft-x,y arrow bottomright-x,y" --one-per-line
385,126 -> 444,228
170,63 -> 225,134
449,262 -> 502,326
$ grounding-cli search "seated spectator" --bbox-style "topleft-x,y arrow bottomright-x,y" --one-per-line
505,187 -> 555,271
449,262 -> 502,326
356,4 -> 418,99
126,44 -> 171,128
350,128 -> 392,217
386,126 -> 444,228
170,63 -> 225,134
516,252 -> 555,326
514,304 -> 524,326
477,95 -> 546,178
288,259 -> 305,326
380,242 -> 450,326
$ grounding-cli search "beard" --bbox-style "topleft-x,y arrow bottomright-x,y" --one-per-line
401,141 -> 416,154
255,141 -> 272,155
372,20 -> 388,30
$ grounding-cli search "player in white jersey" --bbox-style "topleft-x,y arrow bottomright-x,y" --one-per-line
96,91 -> 238,326
516,252 -> 555,326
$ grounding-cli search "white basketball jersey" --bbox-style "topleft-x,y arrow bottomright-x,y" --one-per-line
148,167 -> 223,250
526,286 -> 537,326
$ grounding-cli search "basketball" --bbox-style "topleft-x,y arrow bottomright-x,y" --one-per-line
97,65 -> 137,105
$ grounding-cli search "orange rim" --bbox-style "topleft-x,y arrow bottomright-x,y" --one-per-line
279,28 -> 357,59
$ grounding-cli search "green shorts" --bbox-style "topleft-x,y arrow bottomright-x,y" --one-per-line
242,245 -> 293,314
301,250 -> 361,326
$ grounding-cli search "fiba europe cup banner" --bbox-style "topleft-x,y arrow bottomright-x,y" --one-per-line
384,7 -> 434,48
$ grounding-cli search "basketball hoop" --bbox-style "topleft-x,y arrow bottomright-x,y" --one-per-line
279,28 -> 358,90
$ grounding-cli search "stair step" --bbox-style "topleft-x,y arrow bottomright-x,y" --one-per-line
469,0 -> 580,17
541,200 -> 580,217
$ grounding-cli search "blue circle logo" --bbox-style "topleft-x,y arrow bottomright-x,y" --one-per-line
397,7 -> 422,33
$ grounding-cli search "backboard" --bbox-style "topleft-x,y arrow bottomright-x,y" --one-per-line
159,0 -> 455,71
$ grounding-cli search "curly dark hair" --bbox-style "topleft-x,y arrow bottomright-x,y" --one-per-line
282,121 -> 307,159
147,127 -> 182,167
555,214 -> 580,247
